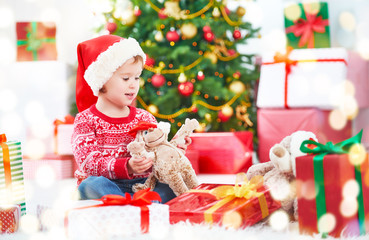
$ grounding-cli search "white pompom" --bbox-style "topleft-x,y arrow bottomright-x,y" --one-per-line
157,121 -> 171,135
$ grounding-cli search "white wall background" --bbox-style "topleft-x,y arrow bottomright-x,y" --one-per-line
0,0 -> 368,155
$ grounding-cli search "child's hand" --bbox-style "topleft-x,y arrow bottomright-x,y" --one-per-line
127,156 -> 153,174
176,136 -> 192,153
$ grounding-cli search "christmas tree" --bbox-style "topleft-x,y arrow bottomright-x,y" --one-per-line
97,0 -> 260,137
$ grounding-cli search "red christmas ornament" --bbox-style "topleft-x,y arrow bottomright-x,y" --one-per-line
134,7 -> 142,16
178,82 -> 194,96
158,8 -> 167,19
218,110 -> 231,122
145,54 -> 155,67
227,49 -> 237,56
224,6 -> 231,15
151,74 -> 166,88
197,71 -> 205,81
106,22 -> 117,34
202,25 -> 212,33
166,30 -> 180,42
233,71 -> 241,79
203,31 -> 215,42
191,106 -> 198,113
233,29 -> 242,40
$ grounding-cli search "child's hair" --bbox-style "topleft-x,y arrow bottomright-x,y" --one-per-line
99,55 -> 144,94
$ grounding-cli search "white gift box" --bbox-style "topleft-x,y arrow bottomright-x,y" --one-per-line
54,124 -> 74,155
65,200 -> 169,240
257,48 -> 369,109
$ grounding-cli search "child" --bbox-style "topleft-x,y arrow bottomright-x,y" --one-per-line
72,35 -> 189,203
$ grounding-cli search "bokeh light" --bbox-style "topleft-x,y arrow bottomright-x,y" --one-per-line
35,165 -> 56,188
222,210 -> 243,229
357,38 -> 369,60
20,214 -> 39,234
298,179 -> 316,200
329,109 -> 347,130
0,89 -> 17,111
339,11 -> 356,32
317,213 -> 336,233
348,143 -> 367,166
88,0 -> 114,14
340,198 -> 358,217
284,3 -> 302,21
269,210 -> 289,231
0,112 -> 23,137
342,179 -> 360,199
25,138 -> 46,160
302,1 -> 321,15
0,7 -> 14,28
269,178 -> 291,201
263,29 -> 287,53
340,95 -> 358,120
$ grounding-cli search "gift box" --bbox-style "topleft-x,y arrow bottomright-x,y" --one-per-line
257,108 -> 352,163
0,134 -> 26,215
185,149 -> 199,174
54,115 -> 75,155
16,21 -> 57,61
284,1 -> 330,49
65,190 -> 169,239
23,153 -> 74,180
353,108 -> 369,150
296,131 -> 369,237
166,174 -> 281,229
257,48 -> 369,109
0,205 -> 21,234
186,131 -> 253,174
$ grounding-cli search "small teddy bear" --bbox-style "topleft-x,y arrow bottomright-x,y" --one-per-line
247,131 -> 317,220
127,118 -> 199,196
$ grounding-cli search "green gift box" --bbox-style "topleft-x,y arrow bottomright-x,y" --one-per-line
284,1 -> 330,49
0,134 -> 26,215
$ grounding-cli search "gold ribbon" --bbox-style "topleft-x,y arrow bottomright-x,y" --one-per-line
190,173 -> 269,224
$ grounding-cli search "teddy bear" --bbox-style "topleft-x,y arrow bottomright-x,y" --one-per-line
127,118 -> 200,196
246,131 -> 318,220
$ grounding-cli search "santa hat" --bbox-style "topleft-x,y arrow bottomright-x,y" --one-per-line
128,121 -> 158,138
76,35 -> 146,112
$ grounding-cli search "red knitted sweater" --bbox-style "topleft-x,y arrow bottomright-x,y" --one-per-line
71,105 -> 157,185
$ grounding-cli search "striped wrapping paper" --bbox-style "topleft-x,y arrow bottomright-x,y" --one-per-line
0,141 -> 26,215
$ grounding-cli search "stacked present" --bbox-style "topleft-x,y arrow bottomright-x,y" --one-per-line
256,1 -> 369,163
0,134 -> 26,234
295,130 -> 369,237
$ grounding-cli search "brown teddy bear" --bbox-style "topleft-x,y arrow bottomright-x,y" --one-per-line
247,131 -> 317,220
127,118 -> 199,196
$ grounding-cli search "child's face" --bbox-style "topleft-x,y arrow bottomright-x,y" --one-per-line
100,57 -> 143,109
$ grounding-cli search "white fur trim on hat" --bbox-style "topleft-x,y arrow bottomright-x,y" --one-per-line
84,37 -> 146,96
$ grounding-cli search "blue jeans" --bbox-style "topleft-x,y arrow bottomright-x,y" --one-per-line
78,176 -> 176,203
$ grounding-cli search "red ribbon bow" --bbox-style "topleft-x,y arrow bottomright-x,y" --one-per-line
286,12 -> 329,48
53,115 -> 75,154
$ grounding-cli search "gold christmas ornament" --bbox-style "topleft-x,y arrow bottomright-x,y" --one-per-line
205,113 -> 212,122
164,0 -> 186,20
180,23 -> 198,39
229,81 -> 246,94
121,9 -> 137,26
212,7 -> 221,17
139,78 -> 145,87
155,31 -> 164,42
236,6 -> 246,17
195,123 -> 206,132
204,51 -> 218,64
221,105 -> 234,117
178,72 -> 187,83
148,104 -> 159,114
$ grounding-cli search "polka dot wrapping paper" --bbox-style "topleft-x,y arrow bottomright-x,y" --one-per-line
0,205 -> 20,234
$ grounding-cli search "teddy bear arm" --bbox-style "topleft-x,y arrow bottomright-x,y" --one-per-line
182,165 -> 199,189
167,172 -> 189,196
246,161 -> 274,179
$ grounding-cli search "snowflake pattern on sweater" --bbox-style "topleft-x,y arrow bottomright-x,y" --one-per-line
71,105 -> 157,185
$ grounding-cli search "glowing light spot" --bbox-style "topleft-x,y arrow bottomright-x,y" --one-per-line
348,143 -> 367,166
269,178 -> 291,201
343,80 -> 355,97
303,1 -> 321,15
329,109 -> 347,130
341,95 -> 358,120
269,210 -> 289,231
20,214 -> 39,234
318,213 -> 336,233
357,38 -> 369,60
222,210 -> 243,229
342,179 -> 359,199
36,165 -> 56,188
339,12 -> 356,32
284,3 -> 302,21
0,8 -> 14,28
300,179 -> 316,200
0,89 -> 17,111
340,198 -> 358,217
0,112 -> 23,136
25,139 -> 46,160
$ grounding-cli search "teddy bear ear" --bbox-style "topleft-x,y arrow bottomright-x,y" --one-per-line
157,121 -> 171,135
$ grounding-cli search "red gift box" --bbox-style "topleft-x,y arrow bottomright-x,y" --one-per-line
187,131 -> 253,174
185,150 -> 199,174
0,205 -> 20,234
257,108 -> 352,163
166,175 -> 281,229
16,22 -> 57,61
296,132 -> 369,237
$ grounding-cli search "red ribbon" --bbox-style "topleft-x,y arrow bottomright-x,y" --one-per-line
53,115 -> 75,154
263,48 -> 347,108
286,11 -> 329,48
0,134 -> 13,202
71,189 -> 162,234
